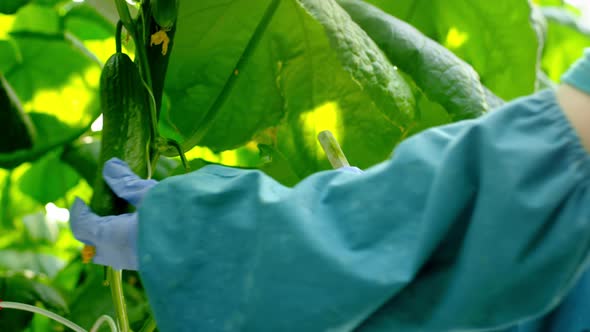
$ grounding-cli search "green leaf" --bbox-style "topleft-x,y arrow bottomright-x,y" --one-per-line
338,0 -> 490,120
67,267 -> 149,332
11,3 -> 61,35
0,40 -> 18,74
163,0 -> 283,151
0,0 -> 30,14
61,137 -> 181,183
67,268 -> 115,331
162,0 -> 420,178
64,3 -> 114,40
31,278 -> 68,312
18,151 -> 80,205
0,34 -> 101,169
0,171 -> 13,229
541,7 -> 590,81
22,212 -> 59,244
298,0 -> 415,125
258,144 -> 301,187
61,139 -> 101,186
0,274 -> 67,331
0,250 -> 64,277
431,0 -> 540,99
63,2 -> 116,64
0,76 -> 35,153
361,0 -> 540,100
363,0 -> 437,38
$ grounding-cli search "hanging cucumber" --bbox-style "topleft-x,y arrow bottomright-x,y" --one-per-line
90,51 -> 151,216
0,76 -> 35,153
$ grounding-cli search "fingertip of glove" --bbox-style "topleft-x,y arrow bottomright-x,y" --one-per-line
69,198 -> 96,245
70,197 -> 89,217
103,158 -> 136,181
106,157 -> 126,166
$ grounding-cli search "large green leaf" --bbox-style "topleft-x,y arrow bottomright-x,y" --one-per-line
162,0 -> 422,176
11,3 -> 60,35
18,151 -> 80,205
541,7 -> 590,81
63,2 -> 116,64
0,0 -> 30,14
298,0 -> 415,124
0,274 -> 67,331
364,0 -> 540,100
0,250 -> 64,277
338,0 -> 492,120
363,0 -> 437,38
434,0 -> 539,99
161,0 -> 284,151
0,3 -> 102,169
0,76 -> 35,153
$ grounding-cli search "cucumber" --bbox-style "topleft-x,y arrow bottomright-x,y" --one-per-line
0,76 -> 35,153
90,52 -> 151,216
151,0 -> 179,29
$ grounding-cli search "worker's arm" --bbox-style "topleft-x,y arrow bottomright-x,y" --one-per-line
136,84 -> 590,332
70,50 -> 590,331
560,48 -> 590,152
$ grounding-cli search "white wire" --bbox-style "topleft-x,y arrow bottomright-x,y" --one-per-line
1,301 -> 86,332
1,301 -> 119,332
90,315 -> 119,332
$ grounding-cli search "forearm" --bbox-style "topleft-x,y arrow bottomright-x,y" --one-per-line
557,84 -> 590,153
559,48 -> 590,153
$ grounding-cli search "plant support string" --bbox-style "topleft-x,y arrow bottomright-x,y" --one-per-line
0,301 -> 118,332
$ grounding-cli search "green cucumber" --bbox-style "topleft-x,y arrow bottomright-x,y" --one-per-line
0,76 -> 35,153
151,0 -> 179,29
90,52 -> 151,216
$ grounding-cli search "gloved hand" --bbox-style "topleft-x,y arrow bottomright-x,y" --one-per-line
69,158 -> 157,271
69,159 -> 361,270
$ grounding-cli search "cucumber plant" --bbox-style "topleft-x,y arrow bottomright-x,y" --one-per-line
84,1 -> 185,331
2,0 -> 184,331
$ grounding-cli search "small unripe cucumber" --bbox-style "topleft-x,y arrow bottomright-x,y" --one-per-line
91,52 -> 150,216
151,0 -> 179,29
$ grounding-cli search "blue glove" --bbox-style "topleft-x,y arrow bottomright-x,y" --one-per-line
69,158 -> 157,271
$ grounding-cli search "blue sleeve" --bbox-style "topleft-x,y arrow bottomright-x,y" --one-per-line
137,89 -> 590,332
562,48 -> 590,94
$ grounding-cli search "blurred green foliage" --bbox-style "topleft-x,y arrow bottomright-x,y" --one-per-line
0,0 -> 587,330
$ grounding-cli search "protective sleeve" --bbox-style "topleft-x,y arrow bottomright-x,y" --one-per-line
137,89 -> 590,332
562,48 -> 590,94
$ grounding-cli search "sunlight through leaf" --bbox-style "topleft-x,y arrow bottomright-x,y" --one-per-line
299,101 -> 342,160
444,27 -> 469,49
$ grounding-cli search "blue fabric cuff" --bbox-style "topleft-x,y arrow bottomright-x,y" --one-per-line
561,48 -> 590,94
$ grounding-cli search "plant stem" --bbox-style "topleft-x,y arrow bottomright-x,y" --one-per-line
317,130 -> 350,169
114,0 -> 134,35
108,268 -> 130,332
116,20 -> 123,53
